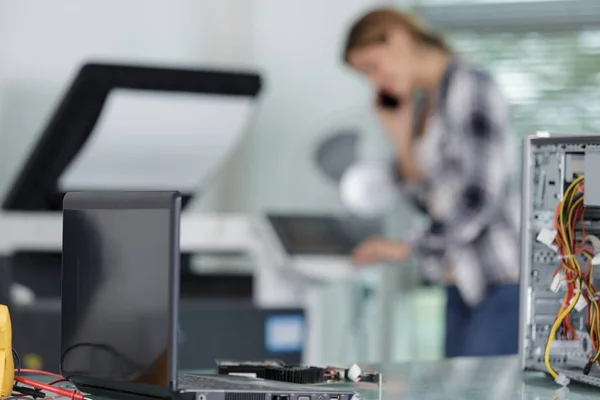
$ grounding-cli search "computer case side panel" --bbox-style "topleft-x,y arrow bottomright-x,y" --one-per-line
519,134 -> 535,371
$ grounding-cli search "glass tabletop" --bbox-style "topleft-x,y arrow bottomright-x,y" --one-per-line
367,356 -> 600,400
9,356 -> 600,400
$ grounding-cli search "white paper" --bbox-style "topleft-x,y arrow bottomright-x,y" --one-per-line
58,89 -> 254,192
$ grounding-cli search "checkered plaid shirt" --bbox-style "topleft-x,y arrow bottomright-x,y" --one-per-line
395,57 -> 521,306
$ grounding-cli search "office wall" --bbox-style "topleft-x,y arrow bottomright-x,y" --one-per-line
0,0 -> 398,215
207,0 -> 394,214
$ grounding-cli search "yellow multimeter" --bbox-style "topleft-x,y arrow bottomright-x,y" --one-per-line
0,304 -> 14,397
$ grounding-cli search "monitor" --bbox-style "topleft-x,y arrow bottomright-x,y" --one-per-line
60,191 -> 180,397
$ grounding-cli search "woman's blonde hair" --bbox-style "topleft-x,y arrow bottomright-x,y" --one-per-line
343,8 -> 451,63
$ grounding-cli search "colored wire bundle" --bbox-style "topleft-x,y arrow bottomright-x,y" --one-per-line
11,367 -> 89,400
545,175 -> 600,380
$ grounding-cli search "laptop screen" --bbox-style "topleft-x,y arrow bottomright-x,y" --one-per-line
267,215 -> 380,255
60,192 -> 179,394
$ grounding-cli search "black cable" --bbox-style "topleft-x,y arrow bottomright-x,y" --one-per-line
12,348 -> 22,376
584,361 -> 593,375
61,342 -> 144,379
12,384 -> 46,398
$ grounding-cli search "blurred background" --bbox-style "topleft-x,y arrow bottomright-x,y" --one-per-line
1,0 -> 599,372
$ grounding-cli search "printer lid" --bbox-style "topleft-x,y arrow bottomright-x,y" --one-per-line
1,63 -> 262,211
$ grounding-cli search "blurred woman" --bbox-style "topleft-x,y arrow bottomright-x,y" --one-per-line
344,8 -> 521,358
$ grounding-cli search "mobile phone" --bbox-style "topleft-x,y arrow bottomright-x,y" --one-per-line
378,92 -> 400,109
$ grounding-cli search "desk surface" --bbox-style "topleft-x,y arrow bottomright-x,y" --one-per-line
10,356 -> 600,400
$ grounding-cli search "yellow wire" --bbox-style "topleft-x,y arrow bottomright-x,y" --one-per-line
555,176 -> 600,363
582,279 -> 600,361
562,183 -> 582,248
590,299 -> 600,362
544,177 -> 585,379
545,280 -> 581,379
581,255 -> 600,362
580,240 -> 600,361
566,197 -> 584,241
558,183 -> 582,275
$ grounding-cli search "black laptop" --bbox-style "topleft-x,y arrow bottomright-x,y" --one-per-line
60,191 -> 357,400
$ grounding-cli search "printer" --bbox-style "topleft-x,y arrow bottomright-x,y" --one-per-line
0,63 -> 308,370
0,62 -> 395,369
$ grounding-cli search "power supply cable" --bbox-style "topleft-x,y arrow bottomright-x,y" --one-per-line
544,176 -> 585,381
544,175 -> 600,381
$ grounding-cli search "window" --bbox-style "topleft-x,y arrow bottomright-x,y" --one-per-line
452,31 -> 600,136
421,0 -> 564,4
416,0 -> 600,137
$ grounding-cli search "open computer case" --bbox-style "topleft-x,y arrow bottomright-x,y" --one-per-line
520,133 -> 600,386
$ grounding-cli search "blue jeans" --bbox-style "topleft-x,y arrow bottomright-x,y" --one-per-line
444,284 -> 520,358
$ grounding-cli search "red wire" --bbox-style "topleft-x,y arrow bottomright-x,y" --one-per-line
564,284 -> 574,339
17,369 -> 64,379
14,376 -> 88,400
48,378 -> 71,386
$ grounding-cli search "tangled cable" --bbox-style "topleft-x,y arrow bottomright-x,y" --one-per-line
545,175 -> 600,381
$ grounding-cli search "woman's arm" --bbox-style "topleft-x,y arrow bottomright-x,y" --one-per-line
376,96 -> 424,183
409,69 -> 513,258
375,95 -> 430,214
394,142 -> 424,183
352,236 -> 411,265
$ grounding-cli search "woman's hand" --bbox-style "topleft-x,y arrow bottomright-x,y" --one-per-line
351,236 -> 412,266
